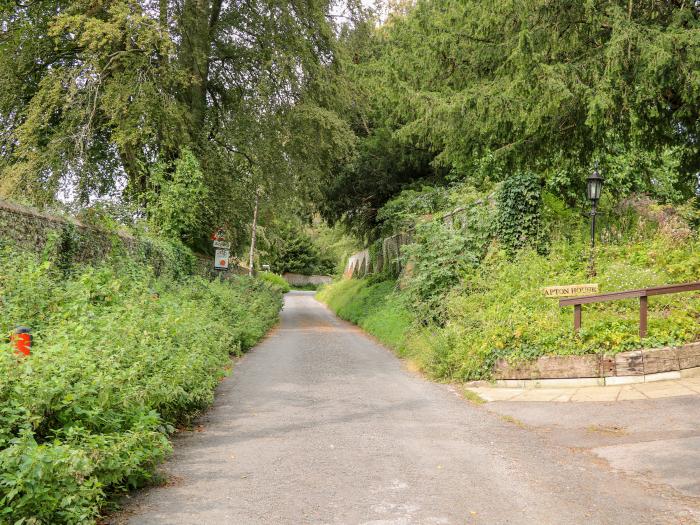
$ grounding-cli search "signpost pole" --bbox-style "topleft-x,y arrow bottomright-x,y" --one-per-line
574,305 -> 582,334
248,189 -> 259,277
588,202 -> 597,278
639,295 -> 648,338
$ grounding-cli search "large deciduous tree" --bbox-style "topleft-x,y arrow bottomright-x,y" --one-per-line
0,0 -> 356,245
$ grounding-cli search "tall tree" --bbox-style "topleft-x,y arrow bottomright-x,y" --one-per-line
320,0 -> 700,239
0,0 -> 356,246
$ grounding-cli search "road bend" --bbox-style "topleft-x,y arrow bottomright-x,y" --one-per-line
120,291 -> 695,524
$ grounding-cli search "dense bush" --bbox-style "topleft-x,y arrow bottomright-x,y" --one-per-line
256,271 -> 291,293
319,228 -> 700,382
401,203 -> 491,322
0,248 -> 282,524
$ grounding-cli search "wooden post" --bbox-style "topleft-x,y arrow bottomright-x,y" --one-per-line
639,295 -> 648,339
395,236 -> 402,274
574,304 -> 582,334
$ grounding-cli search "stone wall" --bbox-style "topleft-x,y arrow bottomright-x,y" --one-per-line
493,342 -> 700,382
343,250 -> 371,278
283,273 -> 333,286
0,198 -> 142,262
0,198 -> 247,279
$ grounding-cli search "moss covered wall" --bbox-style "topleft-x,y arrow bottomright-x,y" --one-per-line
0,198 -> 248,278
0,198 -> 139,261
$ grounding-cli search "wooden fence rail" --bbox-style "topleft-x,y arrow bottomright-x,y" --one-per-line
559,282 -> 700,338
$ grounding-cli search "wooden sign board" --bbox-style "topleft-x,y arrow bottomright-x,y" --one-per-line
543,284 -> 598,298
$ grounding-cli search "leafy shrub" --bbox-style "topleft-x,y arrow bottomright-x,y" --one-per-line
257,271 -> 291,293
0,248 -> 282,523
321,230 -> 700,382
401,203 -> 492,322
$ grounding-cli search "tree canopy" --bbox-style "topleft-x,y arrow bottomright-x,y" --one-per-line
1,0 -> 698,248
319,0 -> 700,239
0,0 -> 357,248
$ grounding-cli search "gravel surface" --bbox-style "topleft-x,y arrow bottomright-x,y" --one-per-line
115,291 -> 698,524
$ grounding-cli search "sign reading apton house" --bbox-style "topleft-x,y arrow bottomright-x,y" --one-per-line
543,284 -> 599,298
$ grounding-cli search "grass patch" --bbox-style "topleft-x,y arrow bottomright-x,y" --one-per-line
319,229 -> 700,385
291,283 -> 321,291
500,415 -> 528,429
462,388 -> 487,405
317,278 -> 412,350
586,424 -> 627,436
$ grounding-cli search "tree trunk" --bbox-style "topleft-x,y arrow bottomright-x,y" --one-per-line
248,189 -> 260,276
180,0 -> 212,133
159,0 -> 168,31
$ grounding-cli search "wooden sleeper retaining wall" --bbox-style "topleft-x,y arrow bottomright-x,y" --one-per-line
494,342 -> 700,381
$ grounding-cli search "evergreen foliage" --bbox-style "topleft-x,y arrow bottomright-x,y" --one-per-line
260,222 -> 336,275
319,0 -> 700,238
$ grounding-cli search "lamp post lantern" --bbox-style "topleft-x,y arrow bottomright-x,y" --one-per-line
587,163 -> 604,276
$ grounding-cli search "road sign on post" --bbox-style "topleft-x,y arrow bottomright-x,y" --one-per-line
214,249 -> 230,270
211,228 -> 225,241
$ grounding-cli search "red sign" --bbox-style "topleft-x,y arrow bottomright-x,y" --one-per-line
211,228 -> 225,241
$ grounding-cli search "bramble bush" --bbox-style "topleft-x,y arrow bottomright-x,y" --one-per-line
0,247 -> 282,524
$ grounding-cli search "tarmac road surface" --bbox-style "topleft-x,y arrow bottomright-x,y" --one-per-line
116,291 -> 698,524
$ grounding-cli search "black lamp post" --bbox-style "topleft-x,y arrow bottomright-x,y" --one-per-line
587,163 -> 604,276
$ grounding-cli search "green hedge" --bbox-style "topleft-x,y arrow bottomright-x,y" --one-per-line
0,248 -> 282,523
256,271 -> 291,293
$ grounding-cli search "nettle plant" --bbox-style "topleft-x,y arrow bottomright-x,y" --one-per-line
0,247 -> 283,524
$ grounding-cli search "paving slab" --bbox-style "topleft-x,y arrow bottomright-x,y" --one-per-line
467,377 -> 700,404
570,386 -> 621,402
616,386 -> 649,401
635,381 -> 698,398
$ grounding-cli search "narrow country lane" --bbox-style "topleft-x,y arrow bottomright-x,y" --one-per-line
117,292 -> 696,525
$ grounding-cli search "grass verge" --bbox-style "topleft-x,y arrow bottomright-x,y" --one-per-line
317,228 -> 700,384
317,279 -> 412,351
